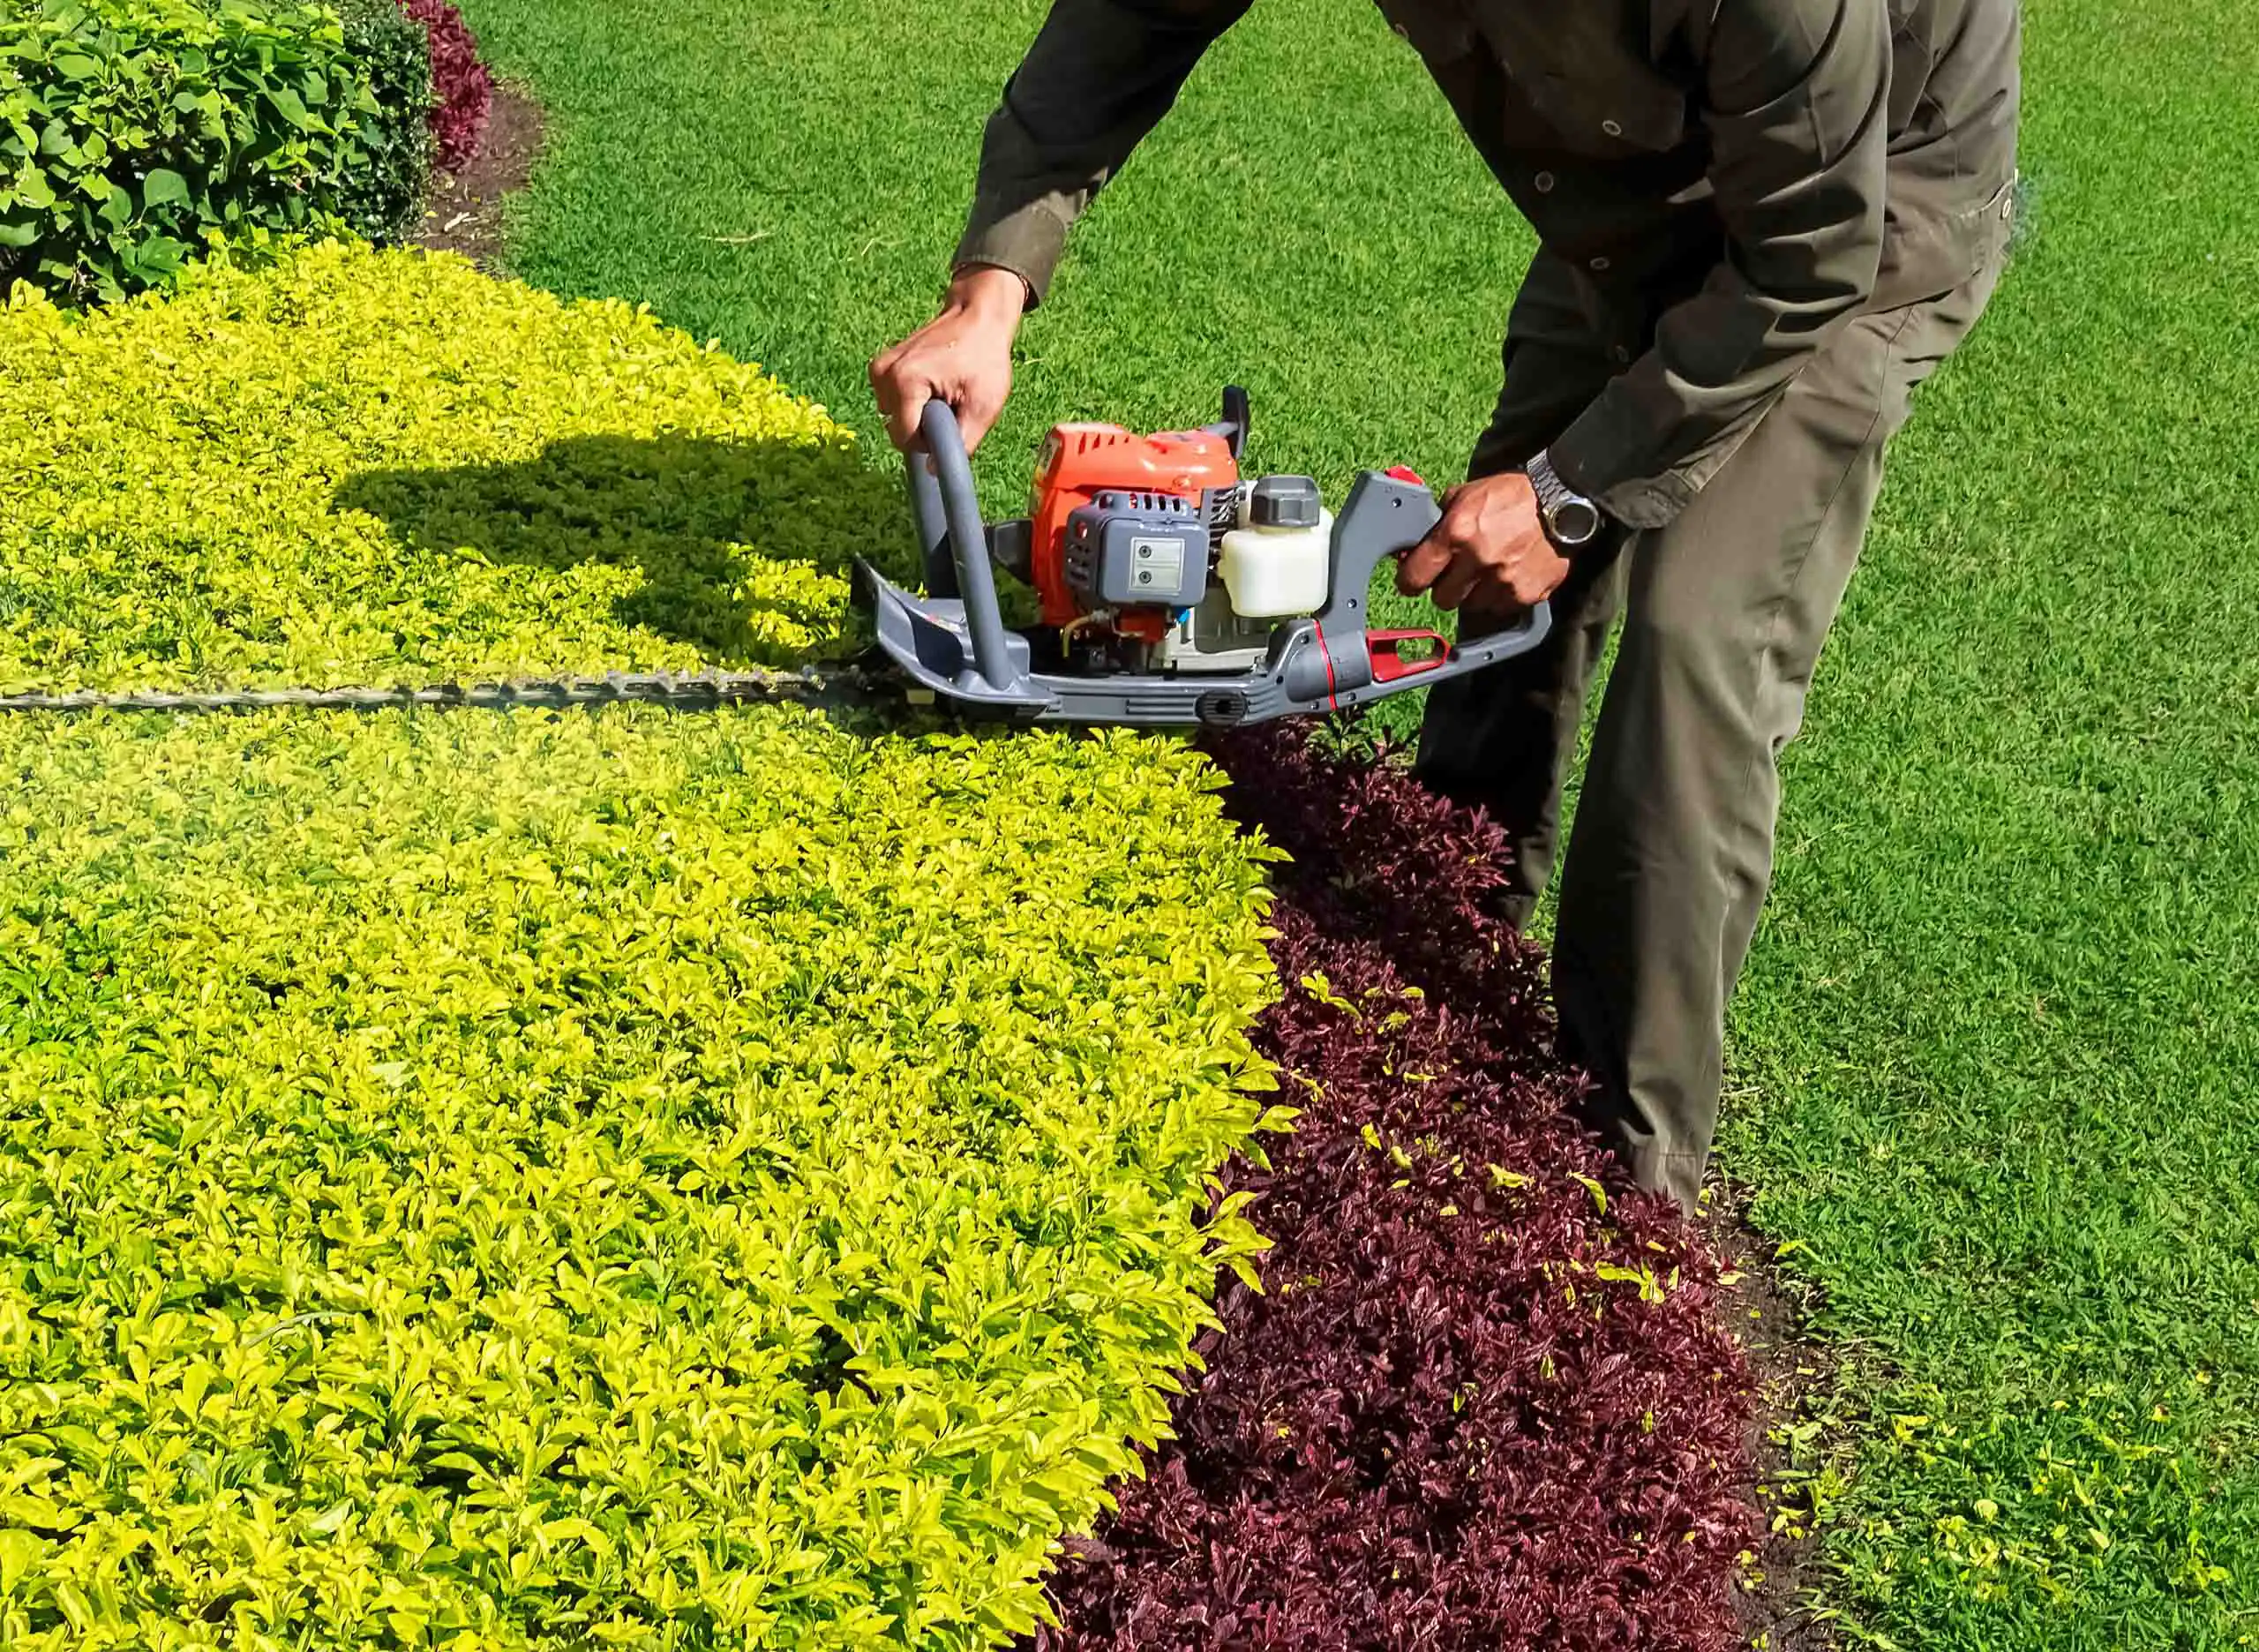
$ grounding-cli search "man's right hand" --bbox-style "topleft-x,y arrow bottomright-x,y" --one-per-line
868,266 -> 1028,455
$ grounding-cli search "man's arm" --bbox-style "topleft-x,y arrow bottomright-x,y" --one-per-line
953,0 -> 1255,307
1544,0 -> 1894,529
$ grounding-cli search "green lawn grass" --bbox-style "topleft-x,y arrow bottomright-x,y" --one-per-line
1712,4 -> 2259,1643
456,0 -> 2259,1643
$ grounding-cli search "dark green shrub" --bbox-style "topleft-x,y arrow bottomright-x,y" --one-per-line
0,0 -> 432,304
329,0 -> 434,242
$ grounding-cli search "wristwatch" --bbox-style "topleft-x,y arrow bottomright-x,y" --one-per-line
1525,449 -> 1604,550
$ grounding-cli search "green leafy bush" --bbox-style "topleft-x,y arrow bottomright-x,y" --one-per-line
329,0 -> 436,242
0,240 -> 907,693
0,0 -> 432,304
0,704 -> 1281,1647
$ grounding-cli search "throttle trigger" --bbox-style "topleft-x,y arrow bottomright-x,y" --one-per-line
1368,629 -> 1452,683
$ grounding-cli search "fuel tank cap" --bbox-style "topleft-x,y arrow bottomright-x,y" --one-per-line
1249,475 -> 1322,529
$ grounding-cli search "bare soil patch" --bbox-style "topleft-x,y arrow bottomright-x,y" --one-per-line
409,79 -> 544,271
1706,1190 -> 1842,1651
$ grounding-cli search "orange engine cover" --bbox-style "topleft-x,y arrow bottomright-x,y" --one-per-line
1029,420 -> 1241,634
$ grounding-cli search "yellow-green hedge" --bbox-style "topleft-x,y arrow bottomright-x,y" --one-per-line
3,240 -> 907,695
0,246 -> 1284,1647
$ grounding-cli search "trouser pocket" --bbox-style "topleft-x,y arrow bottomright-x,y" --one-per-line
1875,167 -> 2020,310
1880,194 -> 2014,428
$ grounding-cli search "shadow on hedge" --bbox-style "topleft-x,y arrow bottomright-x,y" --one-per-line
334,433 -> 905,662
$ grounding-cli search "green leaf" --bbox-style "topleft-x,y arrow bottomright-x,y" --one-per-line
11,164 -> 55,211
263,85 -> 313,131
0,1529 -> 44,1594
140,167 -> 190,209
122,232 -> 188,280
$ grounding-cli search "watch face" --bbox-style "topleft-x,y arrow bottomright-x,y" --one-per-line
1552,498 -> 1602,545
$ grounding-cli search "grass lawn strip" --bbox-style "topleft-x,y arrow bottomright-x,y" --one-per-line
1711,2 -> 2259,1642
453,0 -> 1522,552
0,249 -> 1281,1647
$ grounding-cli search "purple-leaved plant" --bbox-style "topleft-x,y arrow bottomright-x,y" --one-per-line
401,0 -> 493,173
1030,727 -> 1760,1651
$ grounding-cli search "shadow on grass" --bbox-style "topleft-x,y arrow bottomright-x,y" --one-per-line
333,433 -> 912,665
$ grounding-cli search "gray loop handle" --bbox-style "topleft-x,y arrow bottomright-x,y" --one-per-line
903,401 -> 1018,695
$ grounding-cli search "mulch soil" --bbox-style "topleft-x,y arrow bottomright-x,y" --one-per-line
1706,1196 -> 1842,1652
409,79 -> 544,272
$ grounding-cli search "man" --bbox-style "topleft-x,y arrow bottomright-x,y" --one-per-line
869,0 -> 2020,1213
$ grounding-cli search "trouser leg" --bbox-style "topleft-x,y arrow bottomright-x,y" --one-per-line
1551,254 -> 2008,1213
1414,255 -> 1621,928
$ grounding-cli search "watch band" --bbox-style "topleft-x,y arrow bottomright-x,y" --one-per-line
1527,449 -> 1603,549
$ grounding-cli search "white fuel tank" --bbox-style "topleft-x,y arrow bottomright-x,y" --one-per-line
1218,475 -> 1332,619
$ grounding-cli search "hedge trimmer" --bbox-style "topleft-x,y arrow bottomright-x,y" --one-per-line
0,390 -> 1550,726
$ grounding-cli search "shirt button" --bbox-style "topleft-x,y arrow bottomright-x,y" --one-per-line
1589,256 -> 1611,272
1602,118 -> 1624,137
1534,170 -> 1556,193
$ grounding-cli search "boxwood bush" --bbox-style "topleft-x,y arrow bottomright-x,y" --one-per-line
0,243 -> 1284,1644
0,240 -> 905,695
331,0 -> 437,242
0,0 -> 433,304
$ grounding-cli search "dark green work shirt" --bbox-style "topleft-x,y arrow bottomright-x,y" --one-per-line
952,0 -> 2020,527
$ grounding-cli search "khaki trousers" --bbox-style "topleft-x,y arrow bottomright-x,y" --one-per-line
1415,207 -> 2013,1213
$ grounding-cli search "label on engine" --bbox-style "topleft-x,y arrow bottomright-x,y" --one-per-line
1128,537 -> 1187,590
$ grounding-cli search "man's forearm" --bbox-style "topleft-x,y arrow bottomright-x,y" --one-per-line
943,264 -> 1033,323
953,0 -> 1252,307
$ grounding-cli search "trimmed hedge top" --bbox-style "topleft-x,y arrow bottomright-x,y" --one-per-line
2,240 -> 904,693
0,707 -> 1280,1647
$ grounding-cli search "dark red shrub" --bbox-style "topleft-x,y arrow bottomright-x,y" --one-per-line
400,0 -> 494,173
1028,728 -> 1760,1651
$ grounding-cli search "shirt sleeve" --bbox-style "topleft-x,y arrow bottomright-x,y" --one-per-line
953,0 -> 1253,308
1546,0 -> 1893,529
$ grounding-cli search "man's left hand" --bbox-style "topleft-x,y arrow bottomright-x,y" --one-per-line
1395,470 -> 1574,614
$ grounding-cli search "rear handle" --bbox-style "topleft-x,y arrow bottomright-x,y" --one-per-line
1304,468 -> 1552,702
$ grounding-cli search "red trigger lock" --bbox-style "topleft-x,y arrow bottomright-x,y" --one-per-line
1385,464 -> 1426,486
